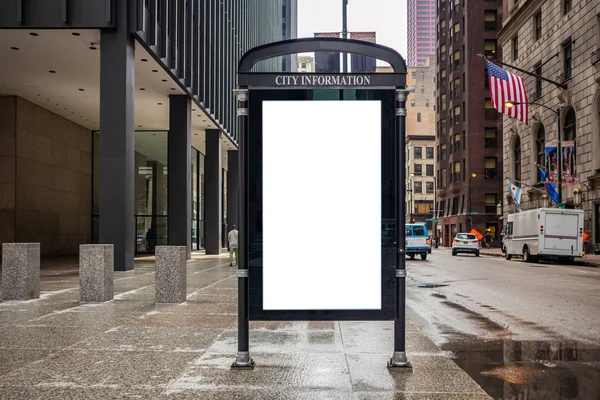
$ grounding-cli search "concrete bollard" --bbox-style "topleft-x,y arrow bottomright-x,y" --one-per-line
155,246 -> 187,303
2,243 -> 40,300
79,244 -> 114,302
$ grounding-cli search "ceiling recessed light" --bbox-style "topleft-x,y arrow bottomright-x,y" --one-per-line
49,70 -> 56,73
10,47 -> 19,50
161,79 -> 167,82
78,88 -> 85,91
71,32 -> 80,36
141,58 -> 148,62
152,69 -> 158,72
29,32 -> 38,36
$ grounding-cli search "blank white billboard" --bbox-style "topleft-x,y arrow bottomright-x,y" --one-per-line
262,100 -> 382,310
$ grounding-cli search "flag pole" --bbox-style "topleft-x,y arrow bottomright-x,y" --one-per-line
477,54 -> 567,89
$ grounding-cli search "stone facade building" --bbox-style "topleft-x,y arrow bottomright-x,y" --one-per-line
498,0 -> 600,244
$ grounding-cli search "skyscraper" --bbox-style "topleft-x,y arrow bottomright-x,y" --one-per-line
407,0 -> 436,67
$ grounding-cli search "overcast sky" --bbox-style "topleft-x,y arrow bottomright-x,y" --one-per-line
297,0 -> 408,64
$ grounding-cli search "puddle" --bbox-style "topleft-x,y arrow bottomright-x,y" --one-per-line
443,338 -> 600,399
431,293 -> 447,299
417,284 -> 449,288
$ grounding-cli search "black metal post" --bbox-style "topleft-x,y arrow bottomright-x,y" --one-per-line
342,0 -> 348,73
468,176 -> 472,229
232,88 -> 254,370
389,89 -> 411,369
557,107 -> 562,204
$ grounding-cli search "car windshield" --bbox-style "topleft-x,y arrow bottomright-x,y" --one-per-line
412,226 -> 425,236
456,234 -> 476,240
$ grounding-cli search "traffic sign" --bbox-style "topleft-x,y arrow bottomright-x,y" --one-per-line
426,218 -> 432,222
434,218 -> 438,224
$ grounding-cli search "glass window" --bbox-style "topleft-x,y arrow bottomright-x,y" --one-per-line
426,147 -> 434,159
414,181 -> 423,193
426,164 -> 434,176
412,71 -> 416,79
484,39 -> 497,59
514,136 -> 521,182
534,62 -> 543,99
564,0 -> 571,15
563,107 -> 577,177
563,38 -> 572,80
441,144 -> 447,160
426,182 -> 434,193
414,147 -> 423,159
485,10 -> 497,30
453,161 -> 461,182
485,128 -> 497,148
417,113 -> 422,122
485,157 -> 497,179
485,98 -> 497,120
414,164 -> 423,176
441,94 -> 447,111
426,99 -> 430,107
441,168 -> 447,187
485,194 -> 497,214
413,225 -> 425,236
454,105 -> 461,123
454,22 -> 460,33
411,99 -> 416,107
536,124 -> 546,182
441,119 -> 447,135
454,133 -> 461,152
534,11 -> 542,40
512,35 -> 519,60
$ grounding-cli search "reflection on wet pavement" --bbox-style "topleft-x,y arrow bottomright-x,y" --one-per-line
444,336 -> 600,399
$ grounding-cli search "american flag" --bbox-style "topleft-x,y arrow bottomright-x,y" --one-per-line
486,60 -> 529,125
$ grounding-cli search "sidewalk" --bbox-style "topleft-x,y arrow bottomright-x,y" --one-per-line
444,245 -> 600,267
0,254 -> 491,399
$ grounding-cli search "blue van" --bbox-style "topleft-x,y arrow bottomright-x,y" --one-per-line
405,223 -> 429,260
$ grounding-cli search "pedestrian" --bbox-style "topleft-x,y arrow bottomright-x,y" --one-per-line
484,231 -> 493,249
228,225 -> 239,267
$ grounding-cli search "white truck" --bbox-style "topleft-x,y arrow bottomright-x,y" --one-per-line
503,208 -> 584,263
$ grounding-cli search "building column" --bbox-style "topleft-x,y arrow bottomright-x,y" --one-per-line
205,129 -> 222,254
167,95 -> 192,259
227,150 -> 239,228
99,1 -> 135,271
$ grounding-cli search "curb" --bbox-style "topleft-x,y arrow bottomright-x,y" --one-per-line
478,251 -> 600,268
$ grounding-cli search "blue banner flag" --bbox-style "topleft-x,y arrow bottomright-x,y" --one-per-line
538,167 -> 546,183
546,182 -> 560,205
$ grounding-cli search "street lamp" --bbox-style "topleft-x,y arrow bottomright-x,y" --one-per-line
542,193 -> 549,208
573,188 -> 582,207
468,172 -> 476,230
506,100 -> 562,203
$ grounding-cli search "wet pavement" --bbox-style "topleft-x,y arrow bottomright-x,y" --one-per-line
408,249 -> 600,399
0,254 -> 490,399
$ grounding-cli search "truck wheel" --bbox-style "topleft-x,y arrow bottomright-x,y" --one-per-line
452,251 -> 457,256
409,254 -> 415,260
475,251 -> 480,257
523,247 -> 530,262
505,252 -> 512,260
421,253 -> 427,261
563,257 -> 575,265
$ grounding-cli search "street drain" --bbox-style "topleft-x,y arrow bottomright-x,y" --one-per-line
418,284 -> 449,288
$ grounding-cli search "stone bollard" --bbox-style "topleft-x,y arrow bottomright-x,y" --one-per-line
79,244 -> 114,302
155,246 -> 187,303
2,243 -> 40,300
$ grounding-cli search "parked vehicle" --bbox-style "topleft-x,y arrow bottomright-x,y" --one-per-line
452,233 -> 480,256
406,223 -> 429,260
503,208 -> 584,263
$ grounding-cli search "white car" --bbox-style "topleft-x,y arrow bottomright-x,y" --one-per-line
452,233 -> 480,257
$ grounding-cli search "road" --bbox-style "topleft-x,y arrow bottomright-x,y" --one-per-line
406,248 -> 600,399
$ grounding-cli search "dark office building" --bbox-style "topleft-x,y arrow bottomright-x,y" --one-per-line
434,0 -> 504,246
0,0 -> 291,270
314,31 -> 376,73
